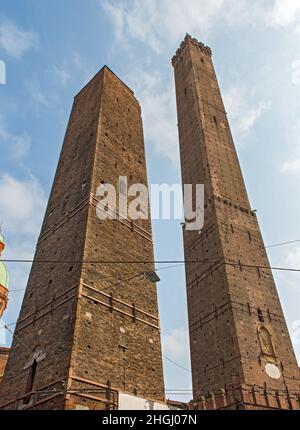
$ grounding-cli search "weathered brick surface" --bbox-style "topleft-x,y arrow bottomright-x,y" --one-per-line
0,348 -> 9,384
0,67 -> 165,409
0,285 -> 8,319
172,35 -> 300,409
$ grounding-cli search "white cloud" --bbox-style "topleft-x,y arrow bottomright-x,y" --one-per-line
127,69 -> 179,164
103,0 -> 300,54
162,327 -> 190,360
267,0 -> 300,27
8,134 -> 31,162
52,52 -> 96,87
25,79 -> 50,107
53,65 -> 71,86
0,174 -> 46,236
103,0 -> 225,54
24,53 -> 95,109
291,320 -> 300,345
72,52 -> 96,86
0,173 -> 46,342
0,19 -> 38,59
282,158 -> 300,174
103,0 -> 125,43
280,120 -> 300,174
103,1 -> 273,163
284,245 -> 300,267
0,117 -> 31,162
223,85 -> 271,141
125,68 -> 270,165
295,23 -> 300,33
291,59 -> 300,84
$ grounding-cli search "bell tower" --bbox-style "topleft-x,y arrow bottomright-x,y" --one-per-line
172,34 -> 300,410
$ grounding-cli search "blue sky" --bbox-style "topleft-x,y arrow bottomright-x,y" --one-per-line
0,0 -> 300,402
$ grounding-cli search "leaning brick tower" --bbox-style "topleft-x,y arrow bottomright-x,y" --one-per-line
0,67 -> 165,410
172,34 -> 300,410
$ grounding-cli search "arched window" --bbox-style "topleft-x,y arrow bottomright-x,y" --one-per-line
258,326 -> 276,361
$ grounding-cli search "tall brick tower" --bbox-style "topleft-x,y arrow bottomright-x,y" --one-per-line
0,67 -> 165,410
172,35 -> 300,410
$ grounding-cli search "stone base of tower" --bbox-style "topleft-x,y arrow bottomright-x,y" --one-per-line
189,385 -> 300,410
0,393 -> 184,411
0,375 -> 183,410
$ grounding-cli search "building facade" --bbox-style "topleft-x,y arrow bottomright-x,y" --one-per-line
0,232 -> 9,384
0,67 -> 165,410
172,34 -> 300,410
0,232 -> 8,321
0,348 -> 9,384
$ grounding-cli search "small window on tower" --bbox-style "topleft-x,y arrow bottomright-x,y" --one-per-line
184,88 -> 187,96
257,308 -> 264,323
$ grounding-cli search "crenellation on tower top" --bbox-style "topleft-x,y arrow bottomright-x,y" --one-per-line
171,33 -> 212,66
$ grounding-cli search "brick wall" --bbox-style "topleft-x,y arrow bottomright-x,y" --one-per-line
0,347 -> 9,384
